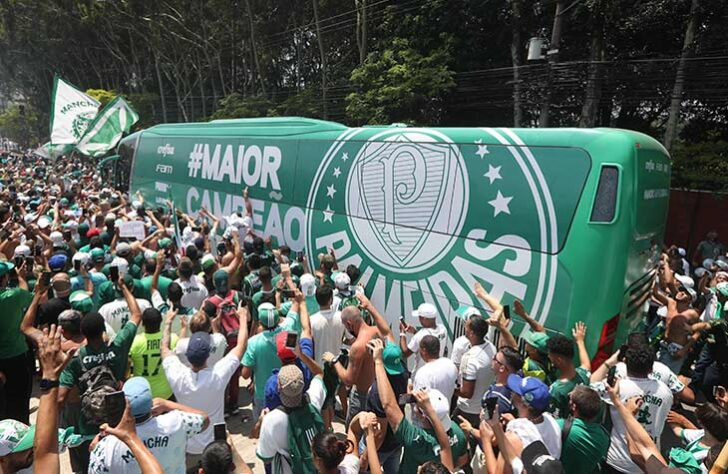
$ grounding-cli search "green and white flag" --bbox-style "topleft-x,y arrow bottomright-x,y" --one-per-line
75,96 -> 139,158
49,75 -> 100,145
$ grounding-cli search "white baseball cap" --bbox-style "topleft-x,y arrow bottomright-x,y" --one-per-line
50,231 -> 64,246
300,273 -> 317,297
414,388 -> 451,431
110,257 -> 129,275
37,216 -> 51,229
674,274 -> 695,289
72,252 -> 90,266
334,272 -> 351,290
412,302 -> 438,319
13,245 -> 31,257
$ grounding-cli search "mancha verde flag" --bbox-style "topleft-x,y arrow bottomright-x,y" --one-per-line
49,75 -> 100,145
76,96 -> 139,158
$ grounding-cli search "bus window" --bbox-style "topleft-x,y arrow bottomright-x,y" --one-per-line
590,165 -> 620,223
117,133 -> 140,191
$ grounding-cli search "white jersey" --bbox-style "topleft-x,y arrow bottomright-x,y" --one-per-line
412,357 -> 459,402
456,341 -> 497,414
310,308 -> 345,364
98,298 -> 151,335
162,352 -> 240,454
407,325 -> 448,376
451,335 -> 471,367
175,333 -> 228,368
88,410 -> 206,474
604,377 -> 673,473
176,274 -> 209,310
614,361 -> 685,394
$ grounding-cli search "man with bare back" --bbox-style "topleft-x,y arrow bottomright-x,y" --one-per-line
323,305 -> 379,427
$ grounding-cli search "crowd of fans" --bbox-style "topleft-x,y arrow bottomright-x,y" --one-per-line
0,152 -> 726,474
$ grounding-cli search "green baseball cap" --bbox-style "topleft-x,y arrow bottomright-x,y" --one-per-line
0,420 -> 34,456
0,261 -> 15,278
523,331 -> 550,354
90,248 -> 105,263
158,238 -> 172,249
258,303 -> 278,329
69,291 -> 94,314
382,342 -> 404,375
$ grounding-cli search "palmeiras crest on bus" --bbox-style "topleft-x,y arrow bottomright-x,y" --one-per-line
346,131 -> 467,272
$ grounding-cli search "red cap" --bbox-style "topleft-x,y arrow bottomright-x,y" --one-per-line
86,228 -> 101,238
275,331 -> 296,363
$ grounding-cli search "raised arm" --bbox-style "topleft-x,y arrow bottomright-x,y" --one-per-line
20,281 -> 47,345
590,349 -> 620,383
151,397 -> 210,432
413,390 -> 453,471
572,322 -> 592,370
357,292 -> 394,342
293,290 -> 312,340
100,403 -> 164,474
228,302 -> 250,360
474,281 -> 503,316
369,338 -> 404,431
513,299 -> 545,333
161,309 -> 178,360
119,276 -> 142,326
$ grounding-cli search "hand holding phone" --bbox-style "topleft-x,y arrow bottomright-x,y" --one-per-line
503,305 -> 511,320
285,332 -> 298,350
104,391 -> 126,427
109,265 -> 119,284
398,393 -> 415,405
606,366 -> 617,388
41,271 -> 51,286
213,423 -> 227,441
482,396 -> 498,420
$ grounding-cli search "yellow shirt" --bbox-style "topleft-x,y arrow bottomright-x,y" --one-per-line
129,331 -> 178,399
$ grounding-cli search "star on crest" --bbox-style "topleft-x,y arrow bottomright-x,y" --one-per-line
489,191 -> 512,217
484,164 -> 502,184
323,205 -> 334,223
341,152 -> 349,161
475,139 -> 489,158
326,184 -> 337,198
333,167 -> 341,178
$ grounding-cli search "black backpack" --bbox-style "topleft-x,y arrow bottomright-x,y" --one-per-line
79,355 -> 119,427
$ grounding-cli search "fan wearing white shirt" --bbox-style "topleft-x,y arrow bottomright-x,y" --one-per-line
399,303 -> 447,379
88,377 -> 209,474
175,257 -> 209,310
412,335 -> 458,402
601,344 -> 673,474
161,301 -> 249,471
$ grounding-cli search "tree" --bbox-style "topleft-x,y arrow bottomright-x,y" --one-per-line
345,37 -> 455,125
0,105 -> 40,147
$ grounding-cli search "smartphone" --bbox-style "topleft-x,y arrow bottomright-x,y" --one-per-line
213,423 -> 227,441
482,396 -> 498,419
14,256 -> 24,267
109,265 -> 119,283
74,260 -> 81,272
503,305 -> 511,320
25,256 -> 34,269
296,251 -> 304,262
216,242 -> 226,255
713,386 -> 726,398
104,391 -> 126,427
281,288 -> 295,298
285,332 -> 298,350
399,315 -> 406,324
606,366 -> 617,387
398,393 -> 415,405
41,271 -> 51,286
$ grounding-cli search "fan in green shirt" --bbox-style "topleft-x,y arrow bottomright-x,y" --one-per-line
58,278 -> 142,436
546,325 -> 593,419
369,336 -> 466,473
557,385 -> 610,474
0,262 -> 33,359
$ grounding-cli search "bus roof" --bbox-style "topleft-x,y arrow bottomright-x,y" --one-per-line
141,116 -> 348,138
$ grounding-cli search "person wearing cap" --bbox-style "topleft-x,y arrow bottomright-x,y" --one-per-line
693,231 -> 726,269
114,241 -> 144,280
58,276 -> 143,472
299,272 -> 320,314
689,295 -> 728,402
503,374 -> 562,459
88,376 -> 209,474
0,260 -> 32,424
98,273 -> 152,336
369,338 -> 467,472
175,256 -> 209,310
242,300 -> 302,420
174,311 -> 229,368
161,301 -> 249,469
256,361 -> 326,471
0,416 -> 81,474
597,344 -> 673,473
399,302 -> 447,379
454,286 -> 497,429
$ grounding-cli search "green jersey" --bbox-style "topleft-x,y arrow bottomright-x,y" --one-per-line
0,287 -> 33,358
60,321 -> 138,435
130,331 -> 178,399
138,275 -> 173,300
395,418 -> 467,474
549,367 -> 591,418
558,417 -> 610,474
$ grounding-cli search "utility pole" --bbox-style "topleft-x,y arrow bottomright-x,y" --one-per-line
539,0 -> 565,128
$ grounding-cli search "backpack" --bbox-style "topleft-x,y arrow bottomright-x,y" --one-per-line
79,356 -> 119,427
208,292 -> 241,342
276,402 -> 325,474
244,272 -> 262,298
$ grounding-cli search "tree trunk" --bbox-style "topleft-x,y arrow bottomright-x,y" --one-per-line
664,0 -> 700,152
579,9 -> 604,128
244,0 -> 266,96
312,0 -> 328,119
539,0 -> 565,128
510,0 -> 523,127
154,53 -> 168,123
355,0 -> 368,64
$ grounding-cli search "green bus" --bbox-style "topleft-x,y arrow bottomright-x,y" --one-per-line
115,117 -> 670,366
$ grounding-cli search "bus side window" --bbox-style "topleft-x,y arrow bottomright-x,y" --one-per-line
590,165 -> 620,223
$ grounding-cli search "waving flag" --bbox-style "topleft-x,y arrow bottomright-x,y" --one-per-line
76,96 -> 139,157
49,75 -> 100,145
